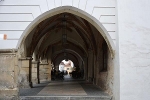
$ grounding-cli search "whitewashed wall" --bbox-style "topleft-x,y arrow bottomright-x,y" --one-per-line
0,0 -> 116,49
117,0 -> 150,100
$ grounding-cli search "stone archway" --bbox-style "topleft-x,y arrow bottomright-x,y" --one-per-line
17,6 -> 115,58
17,6 -> 116,98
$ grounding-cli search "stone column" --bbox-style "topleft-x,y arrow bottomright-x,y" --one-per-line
37,61 -> 40,84
32,61 -> 39,84
47,59 -> 52,81
87,50 -> 94,82
93,55 -> 97,84
83,57 -> 88,80
95,49 -> 104,86
19,57 -> 33,88
39,63 -> 50,82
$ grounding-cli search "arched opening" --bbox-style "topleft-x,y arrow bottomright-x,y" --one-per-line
19,6 -> 115,98
58,60 -> 76,80
59,60 -> 74,72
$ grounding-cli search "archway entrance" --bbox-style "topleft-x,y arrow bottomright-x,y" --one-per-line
18,6 -> 115,99
59,60 -> 74,75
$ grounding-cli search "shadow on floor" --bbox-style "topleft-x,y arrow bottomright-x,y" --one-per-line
20,75 -> 109,97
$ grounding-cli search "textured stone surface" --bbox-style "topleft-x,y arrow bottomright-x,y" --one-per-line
39,63 -> 51,82
95,50 -> 114,95
32,62 -> 38,84
0,55 -> 15,88
19,81 -> 49,96
0,96 -> 18,100
20,96 -> 111,100
38,82 -> 87,96
19,59 -> 31,88
20,80 -> 111,100
0,53 -> 18,98
20,79 -> 110,95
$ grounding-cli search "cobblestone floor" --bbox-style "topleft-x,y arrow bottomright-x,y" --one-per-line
20,75 -> 109,97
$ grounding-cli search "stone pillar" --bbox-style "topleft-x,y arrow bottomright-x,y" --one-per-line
39,63 -> 51,82
47,59 -> 52,81
83,57 -> 88,80
95,49 -> 103,86
93,55 -> 96,84
87,50 -> 94,82
19,57 -> 33,88
32,61 -> 39,84
37,61 -> 40,84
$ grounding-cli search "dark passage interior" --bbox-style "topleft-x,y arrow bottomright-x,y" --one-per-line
19,12 -> 114,99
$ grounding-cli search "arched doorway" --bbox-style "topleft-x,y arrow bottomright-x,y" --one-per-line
18,6 -> 115,98
17,6 -> 115,57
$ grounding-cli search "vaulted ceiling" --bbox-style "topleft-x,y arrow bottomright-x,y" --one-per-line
24,12 -> 104,65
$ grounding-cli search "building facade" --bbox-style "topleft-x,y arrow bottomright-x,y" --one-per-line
0,0 -> 150,100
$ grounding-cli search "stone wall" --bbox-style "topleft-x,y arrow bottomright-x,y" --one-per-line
96,49 -> 114,95
32,61 -> 39,84
0,50 -> 18,99
39,63 -> 51,82
18,58 -> 32,88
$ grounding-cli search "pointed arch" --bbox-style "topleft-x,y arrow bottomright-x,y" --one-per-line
17,6 -> 115,58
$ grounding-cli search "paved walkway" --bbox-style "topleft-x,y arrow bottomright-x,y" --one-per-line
38,81 -> 87,96
20,75 -> 110,97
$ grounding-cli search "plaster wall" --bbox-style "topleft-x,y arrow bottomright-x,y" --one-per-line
117,0 -> 150,100
0,0 -> 116,49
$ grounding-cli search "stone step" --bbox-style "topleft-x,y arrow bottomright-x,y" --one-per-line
20,96 -> 112,100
